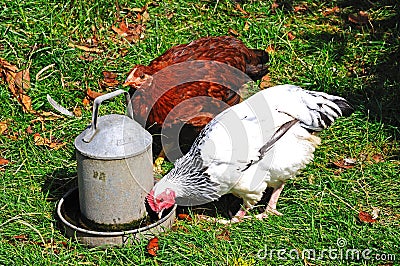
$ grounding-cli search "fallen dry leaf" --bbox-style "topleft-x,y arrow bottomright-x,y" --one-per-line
371,154 -> 384,163
112,21 -> 145,43
137,10 -> 150,24
294,5 -> 308,13
235,3 -> 249,16
13,235 -> 28,241
73,106 -> 82,117
15,69 -> 31,90
243,21 -> 250,31
31,111 -> 63,125
266,44 -> 275,54
228,28 -> 240,37
33,133 -> 66,150
271,2 -> 279,12
358,210 -> 377,223
322,6 -> 340,16
86,87 -> 104,100
287,32 -> 296,41
0,121 -> 7,134
177,213 -> 192,221
101,71 -> 119,88
0,158 -> 9,166
333,158 -> 356,169
0,58 -> 34,113
216,229 -> 231,241
82,97 -> 90,106
26,125 -> 33,134
348,11 -> 369,25
146,237 -> 159,256
259,74 -> 273,89
79,54 -> 95,62
171,224 -> 189,232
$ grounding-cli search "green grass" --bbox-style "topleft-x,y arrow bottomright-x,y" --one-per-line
1,0 -> 399,265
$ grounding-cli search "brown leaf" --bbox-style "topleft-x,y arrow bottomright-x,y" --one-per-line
243,21 -> 250,31
216,229 -> 231,241
0,121 -> 7,135
86,87 -> 104,100
146,237 -> 159,256
287,32 -> 296,41
333,158 -> 356,169
112,21 -> 145,43
358,211 -> 377,223
372,154 -> 384,163
228,28 -> 240,37
137,10 -> 150,24
82,97 -> 90,106
33,133 -> 66,150
15,69 -> 31,90
271,2 -> 279,13
0,158 -> 9,166
235,4 -> 249,16
348,11 -> 369,25
322,7 -> 340,16
30,111 -> 63,125
260,74 -> 273,89
294,5 -> 308,13
26,125 -> 33,134
112,22 -> 128,36
79,54 -> 95,62
101,71 -> 119,88
13,235 -> 28,241
266,44 -> 275,54
177,213 -> 192,221
0,58 -> 34,113
72,106 -> 82,117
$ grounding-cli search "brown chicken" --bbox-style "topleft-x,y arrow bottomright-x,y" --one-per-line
124,36 -> 268,161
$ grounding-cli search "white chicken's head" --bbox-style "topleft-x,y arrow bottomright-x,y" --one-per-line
123,65 -> 152,89
146,186 -> 176,218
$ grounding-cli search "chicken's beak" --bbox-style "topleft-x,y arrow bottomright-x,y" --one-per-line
123,79 -> 133,87
158,209 -> 164,220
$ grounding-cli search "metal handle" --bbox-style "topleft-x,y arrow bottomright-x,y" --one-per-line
83,89 -> 133,143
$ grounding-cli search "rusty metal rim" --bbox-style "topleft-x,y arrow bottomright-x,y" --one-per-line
57,187 -> 176,237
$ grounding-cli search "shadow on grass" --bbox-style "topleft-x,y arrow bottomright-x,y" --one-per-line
177,187 -> 274,219
42,168 -> 77,201
303,1 -> 399,131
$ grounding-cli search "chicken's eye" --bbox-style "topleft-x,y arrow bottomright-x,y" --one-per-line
140,74 -> 145,79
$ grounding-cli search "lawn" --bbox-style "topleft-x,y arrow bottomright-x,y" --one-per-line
0,0 -> 399,265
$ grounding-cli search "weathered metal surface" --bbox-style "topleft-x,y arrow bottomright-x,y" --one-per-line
57,187 -> 176,247
74,90 -> 153,225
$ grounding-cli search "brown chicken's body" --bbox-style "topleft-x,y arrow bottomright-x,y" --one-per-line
125,36 -> 269,161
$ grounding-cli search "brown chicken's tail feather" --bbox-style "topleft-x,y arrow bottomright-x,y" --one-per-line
246,49 -> 269,81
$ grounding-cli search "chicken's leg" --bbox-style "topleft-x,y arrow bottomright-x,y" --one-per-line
266,183 -> 285,216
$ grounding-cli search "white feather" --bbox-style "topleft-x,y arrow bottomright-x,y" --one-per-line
155,84 -> 352,208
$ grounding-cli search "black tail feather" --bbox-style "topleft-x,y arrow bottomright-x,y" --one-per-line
334,99 -> 354,117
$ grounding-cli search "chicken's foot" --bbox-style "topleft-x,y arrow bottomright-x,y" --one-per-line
266,183 -> 285,216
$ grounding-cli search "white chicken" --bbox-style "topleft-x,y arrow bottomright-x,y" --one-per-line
146,84 -> 353,222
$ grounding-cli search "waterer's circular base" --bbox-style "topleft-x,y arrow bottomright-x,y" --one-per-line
57,187 -> 176,247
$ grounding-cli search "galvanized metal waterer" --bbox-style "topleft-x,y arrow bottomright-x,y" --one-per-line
74,89 -> 153,228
